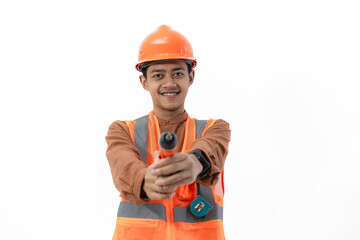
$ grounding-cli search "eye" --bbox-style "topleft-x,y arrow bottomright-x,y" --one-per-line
153,74 -> 163,79
173,72 -> 184,78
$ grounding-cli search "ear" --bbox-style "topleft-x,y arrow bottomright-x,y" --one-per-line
189,70 -> 195,86
139,75 -> 149,91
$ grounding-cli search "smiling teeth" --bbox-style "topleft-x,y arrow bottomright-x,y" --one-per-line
162,93 -> 178,96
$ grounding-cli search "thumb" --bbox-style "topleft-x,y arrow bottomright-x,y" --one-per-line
154,151 -> 160,164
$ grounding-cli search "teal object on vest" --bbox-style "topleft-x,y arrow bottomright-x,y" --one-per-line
190,195 -> 213,217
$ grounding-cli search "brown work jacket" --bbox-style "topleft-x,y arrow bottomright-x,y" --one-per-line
105,111 -> 231,205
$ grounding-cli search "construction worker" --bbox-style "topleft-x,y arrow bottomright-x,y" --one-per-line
105,25 -> 231,240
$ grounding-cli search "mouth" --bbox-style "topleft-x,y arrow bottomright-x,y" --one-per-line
160,91 -> 180,96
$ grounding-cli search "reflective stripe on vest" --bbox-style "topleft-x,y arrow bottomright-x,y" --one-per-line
134,115 -> 149,164
194,119 -> 207,139
117,115 -> 223,223
117,202 -> 166,221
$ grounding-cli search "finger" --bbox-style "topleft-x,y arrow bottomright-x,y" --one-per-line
160,177 -> 194,191
149,184 -> 165,193
144,183 -> 171,199
151,156 -> 170,170
151,161 -> 187,177
169,152 -> 188,162
154,152 -> 187,168
148,191 -> 175,200
144,176 -> 164,191
154,151 -> 159,164
155,172 -> 193,187
159,185 -> 178,193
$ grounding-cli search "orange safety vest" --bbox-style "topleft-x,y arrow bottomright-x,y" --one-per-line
112,111 -> 225,240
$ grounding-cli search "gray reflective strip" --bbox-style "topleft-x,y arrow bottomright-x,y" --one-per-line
195,119 -> 207,139
173,184 -> 223,223
117,202 -> 167,221
134,115 -> 149,164
173,205 -> 223,223
198,184 -> 216,205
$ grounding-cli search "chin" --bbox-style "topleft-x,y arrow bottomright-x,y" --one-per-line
162,105 -> 183,112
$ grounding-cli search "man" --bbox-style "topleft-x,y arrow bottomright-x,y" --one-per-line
106,25 -> 231,240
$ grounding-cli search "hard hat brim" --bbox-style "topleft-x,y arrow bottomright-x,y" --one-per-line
136,57 -> 197,72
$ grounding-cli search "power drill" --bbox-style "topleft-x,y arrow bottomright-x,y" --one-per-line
158,131 -> 178,195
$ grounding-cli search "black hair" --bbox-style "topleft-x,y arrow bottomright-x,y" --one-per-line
141,61 -> 192,79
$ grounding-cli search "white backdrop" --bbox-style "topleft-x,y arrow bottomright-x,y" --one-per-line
1,0 -> 359,239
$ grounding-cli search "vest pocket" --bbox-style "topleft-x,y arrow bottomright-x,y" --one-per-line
113,217 -> 166,240
177,183 -> 197,201
175,220 -> 225,240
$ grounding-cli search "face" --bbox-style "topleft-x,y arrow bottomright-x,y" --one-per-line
139,61 -> 194,119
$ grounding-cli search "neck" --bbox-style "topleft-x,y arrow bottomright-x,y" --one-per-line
153,108 -> 185,120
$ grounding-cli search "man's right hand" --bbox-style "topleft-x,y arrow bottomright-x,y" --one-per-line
142,152 -> 175,200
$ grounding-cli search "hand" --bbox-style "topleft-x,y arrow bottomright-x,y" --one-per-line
150,152 -> 203,193
142,151 -> 175,200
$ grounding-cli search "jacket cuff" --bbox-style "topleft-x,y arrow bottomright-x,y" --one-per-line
132,168 -> 149,205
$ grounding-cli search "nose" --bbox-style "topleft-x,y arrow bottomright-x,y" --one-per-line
162,74 -> 177,88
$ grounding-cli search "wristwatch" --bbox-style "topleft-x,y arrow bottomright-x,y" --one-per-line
190,149 -> 211,178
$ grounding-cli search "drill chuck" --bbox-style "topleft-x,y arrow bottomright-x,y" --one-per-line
159,132 -> 178,150
159,131 -> 178,159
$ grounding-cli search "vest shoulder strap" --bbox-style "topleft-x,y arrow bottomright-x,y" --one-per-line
195,119 -> 216,139
194,119 -> 207,139
134,115 -> 149,164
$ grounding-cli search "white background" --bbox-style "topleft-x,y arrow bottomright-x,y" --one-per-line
1,0 -> 359,239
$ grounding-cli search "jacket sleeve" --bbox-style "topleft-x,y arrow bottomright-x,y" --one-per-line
105,120 -> 149,205
190,119 -> 231,187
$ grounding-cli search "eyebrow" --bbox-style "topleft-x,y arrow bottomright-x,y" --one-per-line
150,69 -> 166,73
171,67 -> 185,72
150,67 -> 186,74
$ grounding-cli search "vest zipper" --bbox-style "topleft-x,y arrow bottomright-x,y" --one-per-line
165,197 -> 175,240
170,196 -> 175,239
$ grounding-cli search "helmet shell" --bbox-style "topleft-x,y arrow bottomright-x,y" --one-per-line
135,25 -> 197,71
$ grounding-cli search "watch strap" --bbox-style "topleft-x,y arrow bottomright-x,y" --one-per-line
190,149 -> 211,178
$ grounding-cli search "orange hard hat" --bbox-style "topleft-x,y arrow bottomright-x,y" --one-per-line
135,25 -> 197,72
